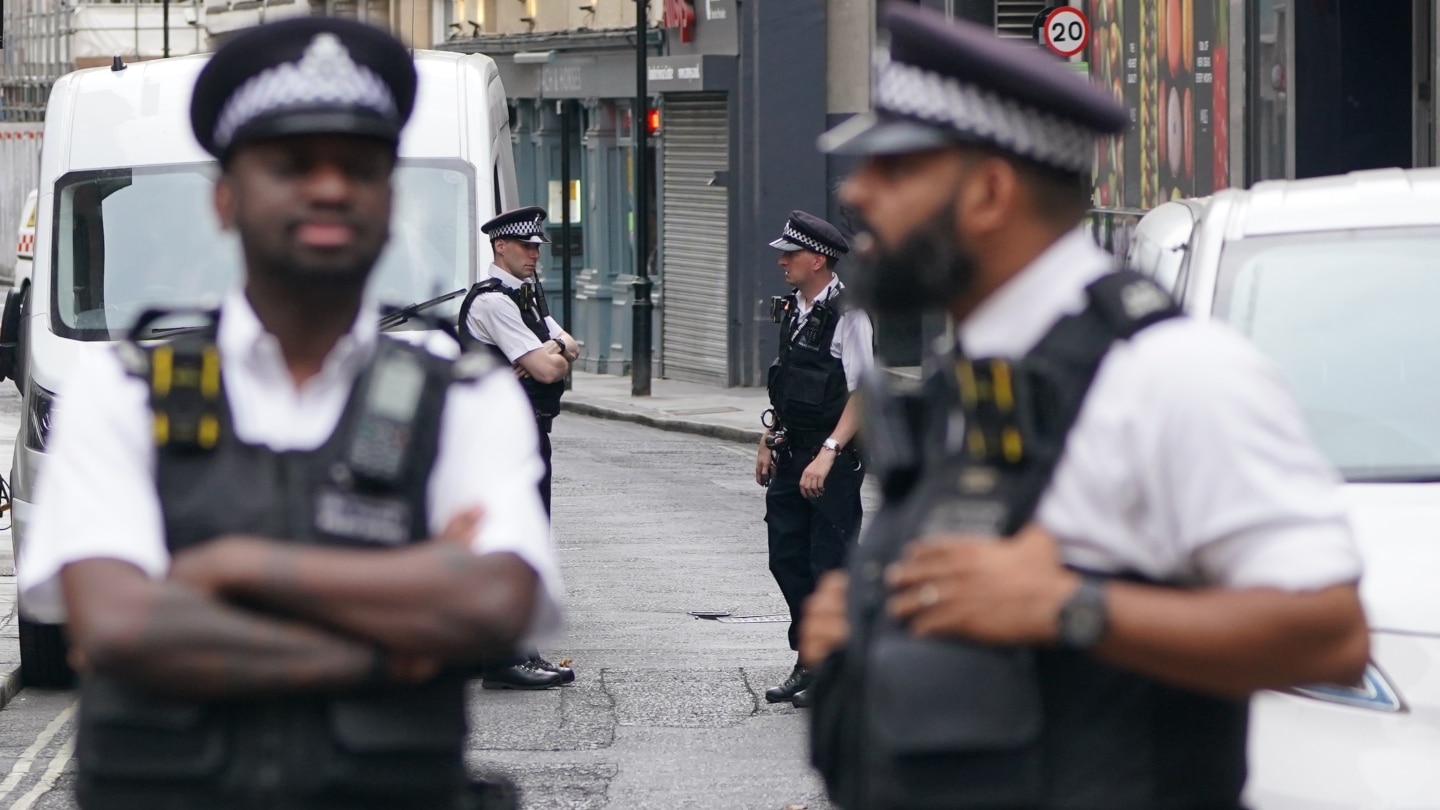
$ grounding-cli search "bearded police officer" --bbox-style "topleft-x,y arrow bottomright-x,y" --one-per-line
18,18 -> 559,809
458,206 -> 580,690
757,211 -> 874,709
799,6 -> 1368,809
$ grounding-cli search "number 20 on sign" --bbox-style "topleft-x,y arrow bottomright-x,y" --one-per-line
1043,7 -> 1090,59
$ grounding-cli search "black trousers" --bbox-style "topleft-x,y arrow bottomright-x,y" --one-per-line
482,414 -> 553,676
765,446 -> 864,651
537,423 -> 553,516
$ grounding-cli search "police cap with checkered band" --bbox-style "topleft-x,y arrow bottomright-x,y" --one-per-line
819,3 -> 1126,175
190,17 -> 417,161
482,206 -> 551,244
769,211 -> 849,259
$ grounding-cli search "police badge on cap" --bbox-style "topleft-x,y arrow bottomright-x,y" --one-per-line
769,211 -> 849,259
482,206 -> 551,244
190,17 -> 418,160
819,4 -> 1126,175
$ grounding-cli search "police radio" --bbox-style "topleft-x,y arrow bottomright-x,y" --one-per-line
345,344 -> 427,488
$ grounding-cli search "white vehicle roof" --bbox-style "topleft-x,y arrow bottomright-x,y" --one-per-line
42,49 -> 502,173
1228,167 -> 1440,239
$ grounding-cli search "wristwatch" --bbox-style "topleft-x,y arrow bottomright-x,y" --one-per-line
1056,576 -> 1109,650
821,438 -> 842,453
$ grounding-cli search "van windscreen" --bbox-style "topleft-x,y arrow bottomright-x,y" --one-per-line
51,160 -> 476,340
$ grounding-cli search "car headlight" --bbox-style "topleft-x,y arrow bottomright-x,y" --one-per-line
1286,663 -> 1406,713
24,383 -> 57,452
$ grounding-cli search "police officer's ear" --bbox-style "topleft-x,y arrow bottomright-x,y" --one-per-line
953,148 -> 1022,243
214,173 -> 237,231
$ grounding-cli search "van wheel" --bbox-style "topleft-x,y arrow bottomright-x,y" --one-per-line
18,615 -> 74,689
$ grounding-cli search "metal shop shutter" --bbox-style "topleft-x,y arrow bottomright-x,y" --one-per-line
660,93 -> 730,386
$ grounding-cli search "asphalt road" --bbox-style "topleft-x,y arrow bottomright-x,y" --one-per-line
0,413 -> 855,809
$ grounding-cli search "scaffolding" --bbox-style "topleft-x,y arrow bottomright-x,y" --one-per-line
1,0 -> 207,122
1,0 -> 71,121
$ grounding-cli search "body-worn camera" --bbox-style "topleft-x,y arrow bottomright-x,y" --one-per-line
769,295 -> 791,324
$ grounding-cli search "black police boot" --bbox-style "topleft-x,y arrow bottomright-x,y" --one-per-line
764,662 -> 812,703
790,687 -> 814,709
481,659 -> 563,690
529,654 -> 575,685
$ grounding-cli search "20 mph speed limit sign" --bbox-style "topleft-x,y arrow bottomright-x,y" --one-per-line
1041,7 -> 1090,59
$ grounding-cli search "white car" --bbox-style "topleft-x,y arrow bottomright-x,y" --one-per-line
1130,169 -> 1440,809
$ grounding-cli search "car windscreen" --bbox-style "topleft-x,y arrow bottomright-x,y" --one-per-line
51,160 -> 475,340
1215,228 -> 1440,483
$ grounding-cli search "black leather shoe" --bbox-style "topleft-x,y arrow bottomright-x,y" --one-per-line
530,655 -> 576,685
765,663 -> 812,703
791,687 -> 814,708
481,660 -> 563,690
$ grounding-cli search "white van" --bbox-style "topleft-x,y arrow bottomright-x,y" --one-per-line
3,49 -> 521,686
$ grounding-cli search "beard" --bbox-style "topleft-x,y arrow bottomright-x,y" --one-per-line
848,200 -> 979,317
239,221 -> 384,290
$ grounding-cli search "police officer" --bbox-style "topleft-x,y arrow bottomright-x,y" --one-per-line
459,206 -> 580,690
757,211 -> 874,709
799,6 -> 1368,809
17,18 -> 559,809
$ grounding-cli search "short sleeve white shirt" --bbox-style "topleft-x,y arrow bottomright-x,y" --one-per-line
957,229 -> 1362,591
19,290 -> 564,639
793,275 -> 876,391
463,265 -> 561,363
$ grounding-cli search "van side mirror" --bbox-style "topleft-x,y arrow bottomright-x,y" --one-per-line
0,285 -> 30,391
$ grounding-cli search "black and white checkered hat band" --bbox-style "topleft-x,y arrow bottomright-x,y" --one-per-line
490,219 -> 545,239
779,222 -> 841,257
874,56 -> 1099,174
214,33 -> 399,150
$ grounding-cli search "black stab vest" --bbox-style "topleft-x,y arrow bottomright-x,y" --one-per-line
812,272 -> 1248,810
459,277 -> 565,417
76,330 -> 477,808
767,288 -> 851,443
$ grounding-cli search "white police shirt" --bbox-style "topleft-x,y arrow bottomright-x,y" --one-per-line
19,290 -> 563,637
960,229 -> 1361,591
464,264 -> 562,364
792,275 -> 876,392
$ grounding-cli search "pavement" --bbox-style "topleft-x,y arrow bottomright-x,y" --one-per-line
563,370 -> 770,445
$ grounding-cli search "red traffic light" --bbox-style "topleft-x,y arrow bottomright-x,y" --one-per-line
647,108 -> 662,136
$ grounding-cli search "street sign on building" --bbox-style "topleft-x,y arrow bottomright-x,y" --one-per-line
1040,6 -> 1089,59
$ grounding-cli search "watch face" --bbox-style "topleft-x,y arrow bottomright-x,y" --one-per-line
1061,582 -> 1109,649
1066,604 -> 1106,647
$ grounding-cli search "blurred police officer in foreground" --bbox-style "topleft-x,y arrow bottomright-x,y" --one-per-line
799,6 -> 1368,809
18,18 -> 559,809
757,211 -> 874,709
457,207 -> 579,691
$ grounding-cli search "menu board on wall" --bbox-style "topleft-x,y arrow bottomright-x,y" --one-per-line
1088,0 -> 1230,210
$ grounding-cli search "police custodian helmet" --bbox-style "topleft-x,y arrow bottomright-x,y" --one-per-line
820,3 -> 1127,174
190,16 -> 418,161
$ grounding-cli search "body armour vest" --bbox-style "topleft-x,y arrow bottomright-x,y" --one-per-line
810,272 -> 1249,810
75,325 -> 487,809
459,277 -> 564,417
767,289 -> 850,443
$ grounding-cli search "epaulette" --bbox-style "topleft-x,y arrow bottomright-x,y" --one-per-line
125,309 -> 225,453
470,278 -> 506,296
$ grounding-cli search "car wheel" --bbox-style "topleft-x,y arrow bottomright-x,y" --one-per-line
18,615 -> 74,689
